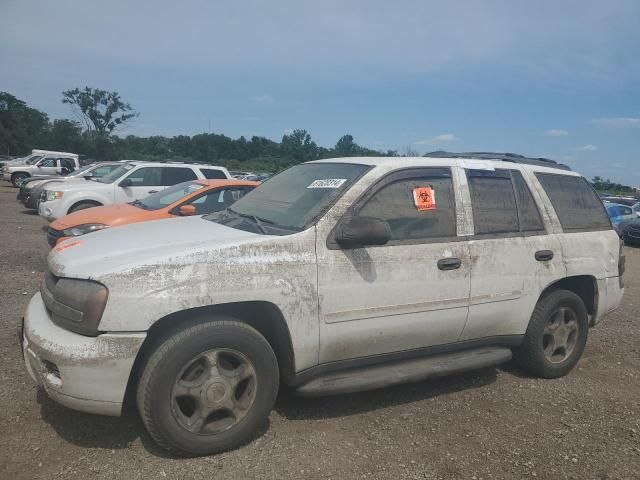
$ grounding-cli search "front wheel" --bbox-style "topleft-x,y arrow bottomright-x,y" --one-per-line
137,318 -> 279,457
11,173 -> 29,187
513,289 -> 589,378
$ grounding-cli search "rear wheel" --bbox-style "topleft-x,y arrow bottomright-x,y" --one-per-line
137,318 -> 279,457
513,289 -> 589,378
11,173 -> 29,187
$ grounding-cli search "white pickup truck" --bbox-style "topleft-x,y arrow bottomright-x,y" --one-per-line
22,153 -> 624,456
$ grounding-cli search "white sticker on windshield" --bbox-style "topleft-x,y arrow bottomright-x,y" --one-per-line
307,179 -> 347,189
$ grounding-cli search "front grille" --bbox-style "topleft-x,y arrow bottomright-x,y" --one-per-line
47,227 -> 64,248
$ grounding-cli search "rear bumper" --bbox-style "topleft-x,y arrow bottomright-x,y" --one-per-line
22,293 -> 146,416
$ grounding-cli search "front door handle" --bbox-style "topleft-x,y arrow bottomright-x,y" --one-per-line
437,257 -> 462,271
148,190 -> 158,194
535,250 -> 554,262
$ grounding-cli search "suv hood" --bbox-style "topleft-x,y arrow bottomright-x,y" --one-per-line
48,216 -> 266,278
43,178 -> 104,192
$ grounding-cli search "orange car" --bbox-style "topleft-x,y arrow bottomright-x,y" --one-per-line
46,179 -> 258,247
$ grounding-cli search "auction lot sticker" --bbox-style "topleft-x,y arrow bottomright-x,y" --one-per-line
413,187 -> 436,211
307,179 -> 347,189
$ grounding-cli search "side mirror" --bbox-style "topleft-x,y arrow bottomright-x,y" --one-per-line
119,178 -> 133,188
335,216 -> 391,248
178,204 -> 197,216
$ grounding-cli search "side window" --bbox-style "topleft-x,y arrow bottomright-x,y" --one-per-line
164,167 -> 197,186
125,167 -> 164,186
38,157 -> 56,168
200,168 -> 227,179
60,158 -> 75,170
535,173 -> 611,231
358,168 -> 457,242
187,187 -> 251,215
467,169 -> 519,234
512,171 -> 544,231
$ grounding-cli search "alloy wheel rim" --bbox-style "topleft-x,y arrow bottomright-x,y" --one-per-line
171,348 -> 257,435
542,307 -> 579,364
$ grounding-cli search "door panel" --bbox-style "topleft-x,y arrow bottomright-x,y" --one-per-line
459,168 -> 566,340
317,241 -> 470,362
114,167 -> 166,203
316,166 -> 471,364
460,234 -> 564,339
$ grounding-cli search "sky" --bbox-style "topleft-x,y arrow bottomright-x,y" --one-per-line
1,0 -> 639,184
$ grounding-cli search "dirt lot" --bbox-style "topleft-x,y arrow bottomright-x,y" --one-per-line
0,183 -> 639,480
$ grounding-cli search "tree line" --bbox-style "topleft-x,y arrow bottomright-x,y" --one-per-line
0,90 -> 396,173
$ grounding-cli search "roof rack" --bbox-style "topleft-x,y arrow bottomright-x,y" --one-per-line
424,151 -> 572,171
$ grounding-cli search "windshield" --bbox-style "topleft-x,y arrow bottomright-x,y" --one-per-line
98,163 -> 134,183
204,162 -> 369,235
133,181 -> 205,210
67,164 -> 94,177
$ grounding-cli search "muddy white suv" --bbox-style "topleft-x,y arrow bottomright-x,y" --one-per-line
21,153 -> 624,456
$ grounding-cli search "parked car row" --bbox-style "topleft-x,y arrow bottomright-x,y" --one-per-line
46,178 -> 257,246
19,153 -> 625,457
17,162 -> 124,209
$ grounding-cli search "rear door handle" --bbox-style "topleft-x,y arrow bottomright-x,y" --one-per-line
148,190 -> 158,194
535,250 -> 554,262
437,257 -> 462,271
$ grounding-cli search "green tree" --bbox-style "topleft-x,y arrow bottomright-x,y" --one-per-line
280,129 -> 318,163
47,119 -> 83,152
0,92 -> 49,155
62,87 -> 138,136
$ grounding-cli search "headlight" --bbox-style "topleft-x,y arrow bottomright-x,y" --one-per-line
45,190 -> 64,201
63,224 -> 109,237
41,273 -> 109,336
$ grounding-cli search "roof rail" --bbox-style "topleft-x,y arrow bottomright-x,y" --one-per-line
424,151 -> 572,171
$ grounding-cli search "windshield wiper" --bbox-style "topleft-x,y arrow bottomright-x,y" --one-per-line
227,207 -> 267,234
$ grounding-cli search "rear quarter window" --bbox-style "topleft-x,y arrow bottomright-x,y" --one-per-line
200,168 -> 228,179
535,173 -> 611,231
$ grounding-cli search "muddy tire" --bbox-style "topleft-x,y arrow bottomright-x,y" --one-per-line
137,318 -> 279,457
67,201 -> 101,214
513,290 -> 589,378
11,173 -> 29,187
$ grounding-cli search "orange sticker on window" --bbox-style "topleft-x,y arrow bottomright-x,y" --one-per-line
413,187 -> 436,211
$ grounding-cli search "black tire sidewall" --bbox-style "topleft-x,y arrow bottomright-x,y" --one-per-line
517,290 -> 589,378
140,321 -> 279,456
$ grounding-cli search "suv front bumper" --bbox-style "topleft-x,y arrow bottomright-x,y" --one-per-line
22,293 -> 146,416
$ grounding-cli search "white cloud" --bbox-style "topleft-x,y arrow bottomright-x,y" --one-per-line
414,133 -> 456,146
248,95 -> 274,105
580,144 -> 598,151
546,129 -> 568,137
591,117 -> 640,128
281,128 -> 294,135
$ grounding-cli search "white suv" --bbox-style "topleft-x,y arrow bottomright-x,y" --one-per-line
22,154 -> 624,456
38,162 -> 230,220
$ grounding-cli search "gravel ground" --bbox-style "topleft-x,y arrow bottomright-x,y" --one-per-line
0,182 -> 639,480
